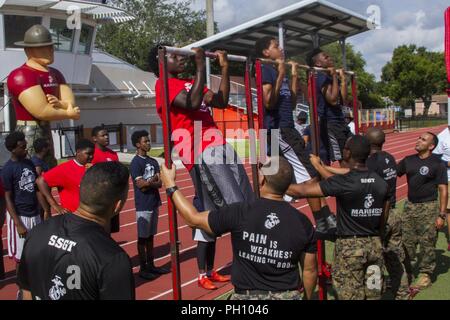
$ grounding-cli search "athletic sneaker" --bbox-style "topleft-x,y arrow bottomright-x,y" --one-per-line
408,287 -> 420,300
146,265 -> 171,275
198,275 -> 217,290
208,271 -> 230,282
412,273 -> 432,290
139,268 -> 158,281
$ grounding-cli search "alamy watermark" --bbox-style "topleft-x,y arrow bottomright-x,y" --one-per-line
66,5 -> 82,30
171,122 -> 281,175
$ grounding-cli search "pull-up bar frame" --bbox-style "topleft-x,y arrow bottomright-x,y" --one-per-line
158,46 -> 261,299
254,57 -> 359,300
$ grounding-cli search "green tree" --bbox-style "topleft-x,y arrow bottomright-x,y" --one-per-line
381,45 -> 446,116
320,42 -> 384,109
95,0 -> 209,70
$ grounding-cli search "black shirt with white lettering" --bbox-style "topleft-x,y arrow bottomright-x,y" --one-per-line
397,154 -> 448,203
208,198 -> 316,291
367,151 -> 398,207
320,170 -> 389,237
17,213 -> 135,300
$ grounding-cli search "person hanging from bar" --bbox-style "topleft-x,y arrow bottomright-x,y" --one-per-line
308,48 -> 353,165
254,37 -> 335,240
149,45 -> 255,290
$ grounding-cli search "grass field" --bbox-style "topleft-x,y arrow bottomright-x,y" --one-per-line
148,139 -> 260,160
399,118 -> 448,130
217,200 -> 450,300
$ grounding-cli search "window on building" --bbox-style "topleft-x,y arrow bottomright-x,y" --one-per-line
4,15 -> 42,49
77,24 -> 94,55
49,19 -> 74,52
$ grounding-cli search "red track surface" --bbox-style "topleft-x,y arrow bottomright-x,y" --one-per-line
0,125 -> 446,300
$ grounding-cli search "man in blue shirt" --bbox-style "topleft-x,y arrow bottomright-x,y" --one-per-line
31,138 -> 50,176
308,48 -> 352,164
2,131 -> 43,298
130,130 -> 170,280
255,37 -> 334,238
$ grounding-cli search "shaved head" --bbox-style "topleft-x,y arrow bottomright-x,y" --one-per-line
366,127 -> 385,148
260,156 -> 294,195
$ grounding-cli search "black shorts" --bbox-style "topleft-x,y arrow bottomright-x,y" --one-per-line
279,127 -> 318,183
321,120 -> 353,162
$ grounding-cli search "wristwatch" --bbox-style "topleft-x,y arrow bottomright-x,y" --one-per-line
166,186 -> 179,198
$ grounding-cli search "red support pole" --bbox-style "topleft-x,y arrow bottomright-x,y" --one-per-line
244,59 -> 260,199
351,75 -> 360,135
158,47 -> 182,300
308,70 -> 328,300
255,60 -> 265,129
255,59 -> 266,161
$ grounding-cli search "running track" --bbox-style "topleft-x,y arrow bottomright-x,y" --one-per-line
0,125 -> 446,300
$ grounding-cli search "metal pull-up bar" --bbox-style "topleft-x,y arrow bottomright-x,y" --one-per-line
157,46 -> 261,299
164,46 -> 248,63
257,58 -> 355,75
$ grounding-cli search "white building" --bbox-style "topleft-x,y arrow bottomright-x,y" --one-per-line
0,0 -> 161,163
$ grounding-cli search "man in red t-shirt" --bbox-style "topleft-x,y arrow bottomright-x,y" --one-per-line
7,25 -> 80,169
91,126 -> 120,165
149,45 -> 255,290
91,126 -> 121,233
36,140 -> 94,215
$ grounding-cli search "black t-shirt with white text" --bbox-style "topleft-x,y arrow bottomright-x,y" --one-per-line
18,213 -> 135,300
208,198 -> 316,291
367,151 -> 397,207
397,154 -> 448,203
320,170 -> 389,237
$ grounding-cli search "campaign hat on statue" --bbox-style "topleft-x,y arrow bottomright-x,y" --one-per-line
14,25 -> 60,47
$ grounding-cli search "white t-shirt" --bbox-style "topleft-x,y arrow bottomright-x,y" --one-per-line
433,127 -> 450,181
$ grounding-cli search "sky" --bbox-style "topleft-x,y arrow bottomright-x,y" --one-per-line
190,0 -> 449,79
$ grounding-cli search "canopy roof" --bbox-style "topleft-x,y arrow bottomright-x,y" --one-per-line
0,0 -> 134,23
184,0 -> 371,57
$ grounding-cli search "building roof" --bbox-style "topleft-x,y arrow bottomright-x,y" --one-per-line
72,50 -> 155,98
183,0 -> 371,57
0,0 -> 134,23
415,95 -> 449,104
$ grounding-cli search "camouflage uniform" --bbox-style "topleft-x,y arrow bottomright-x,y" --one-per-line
383,207 -> 410,300
333,236 -> 384,300
401,200 -> 439,277
230,290 -> 302,300
15,121 -> 57,169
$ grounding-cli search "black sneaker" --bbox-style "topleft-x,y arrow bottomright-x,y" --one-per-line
139,269 -> 159,280
146,265 -> 171,275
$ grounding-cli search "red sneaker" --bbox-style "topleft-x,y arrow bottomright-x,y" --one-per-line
208,271 -> 231,283
198,276 -> 218,290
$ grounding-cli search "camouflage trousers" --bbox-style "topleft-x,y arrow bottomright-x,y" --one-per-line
402,200 -> 439,276
15,122 -> 57,169
333,236 -> 384,300
383,207 -> 410,300
230,290 -> 302,300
